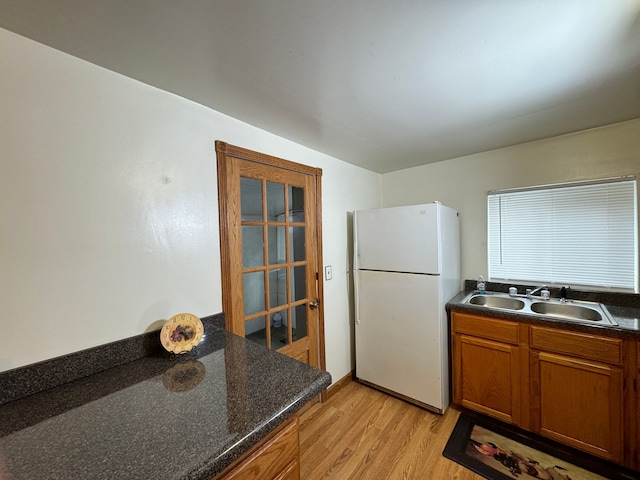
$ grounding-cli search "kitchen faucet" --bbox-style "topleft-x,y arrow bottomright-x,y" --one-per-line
526,285 -> 550,299
508,284 -> 551,299
527,285 -> 546,296
526,285 -> 551,300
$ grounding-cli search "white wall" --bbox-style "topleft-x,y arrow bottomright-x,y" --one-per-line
6,24 -> 635,384
381,119 -> 640,284
0,28 -> 381,380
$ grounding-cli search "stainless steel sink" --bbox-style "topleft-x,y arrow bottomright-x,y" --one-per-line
467,294 -> 525,310
530,301 -> 615,324
461,291 -> 617,326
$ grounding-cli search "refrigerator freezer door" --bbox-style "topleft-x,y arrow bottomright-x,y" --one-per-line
354,203 -> 440,274
354,270 -> 447,411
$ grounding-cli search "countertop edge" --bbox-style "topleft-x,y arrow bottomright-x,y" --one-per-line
191,371 -> 331,480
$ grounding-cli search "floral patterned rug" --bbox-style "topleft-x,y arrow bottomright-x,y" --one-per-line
443,412 -> 638,480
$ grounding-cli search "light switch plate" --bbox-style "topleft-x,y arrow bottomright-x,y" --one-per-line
324,265 -> 332,281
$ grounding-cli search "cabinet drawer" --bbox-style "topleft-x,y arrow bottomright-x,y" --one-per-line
453,312 -> 519,344
530,326 -> 622,365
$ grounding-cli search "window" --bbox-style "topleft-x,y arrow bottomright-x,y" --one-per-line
488,177 -> 637,292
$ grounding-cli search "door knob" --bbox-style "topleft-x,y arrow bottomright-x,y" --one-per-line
309,300 -> 319,309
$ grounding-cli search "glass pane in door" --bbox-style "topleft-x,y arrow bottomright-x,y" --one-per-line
289,186 -> 304,221
242,226 -> 264,268
268,226 -> 285,265
291,304 -> 307,342
269,268 -> 287,308
290,265 -> 306,302
243,271 -> 265,315
270,309 -> 288,350
289,226 -> 305,262
240,178 -> 263,221
245,316 -> 266,347
267,182 -> 285,221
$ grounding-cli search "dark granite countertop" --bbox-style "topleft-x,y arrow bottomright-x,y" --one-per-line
0,317 -> 331,479
447,281 -> 640,339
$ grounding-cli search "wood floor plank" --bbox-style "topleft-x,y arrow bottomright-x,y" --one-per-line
346,406 -> 423,479
300,381 -> 485,480
300,384 -> 393,479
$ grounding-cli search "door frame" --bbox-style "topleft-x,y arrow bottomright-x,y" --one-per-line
215,141 -> 326,371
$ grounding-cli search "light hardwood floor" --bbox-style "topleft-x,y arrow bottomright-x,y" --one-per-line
299,380 -> 484,480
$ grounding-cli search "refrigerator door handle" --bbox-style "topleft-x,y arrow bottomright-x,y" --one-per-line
354,270 -> 361,324
353,211 -> 359,271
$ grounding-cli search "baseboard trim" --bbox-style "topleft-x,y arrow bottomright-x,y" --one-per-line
323,370 -> 354,401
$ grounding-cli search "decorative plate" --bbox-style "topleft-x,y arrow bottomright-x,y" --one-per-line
160,313 -> 204,354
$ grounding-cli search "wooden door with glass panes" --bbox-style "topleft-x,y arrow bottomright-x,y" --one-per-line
216,141 -> 323,368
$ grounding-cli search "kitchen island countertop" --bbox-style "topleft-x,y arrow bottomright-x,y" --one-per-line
0,318 -> 331,479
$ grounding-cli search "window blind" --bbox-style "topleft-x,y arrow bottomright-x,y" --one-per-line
488,177 -> 637,292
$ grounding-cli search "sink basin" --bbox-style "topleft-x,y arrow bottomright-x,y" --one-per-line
466,294 -> 525,310
530,301 -> 613,324
461,291 -> 618,326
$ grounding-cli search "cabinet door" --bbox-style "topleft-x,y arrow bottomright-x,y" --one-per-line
218,418 -> 300,480
531,351 -> 623,463
455,334 -> 521,425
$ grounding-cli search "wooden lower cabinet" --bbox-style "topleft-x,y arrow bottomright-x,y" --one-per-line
452,313 -> 521,424
451,311 -> 636,469
216,416 -> 300,480
530,326 -> 623,463
531,351 -> 623,461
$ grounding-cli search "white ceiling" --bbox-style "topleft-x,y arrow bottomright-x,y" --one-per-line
1,0 -> 640,173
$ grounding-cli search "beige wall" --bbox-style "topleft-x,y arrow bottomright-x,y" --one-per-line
381,119 -> 640,285
0,28 -> 381,381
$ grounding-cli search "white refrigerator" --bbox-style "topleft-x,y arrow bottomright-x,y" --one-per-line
353,202 -> 460,413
